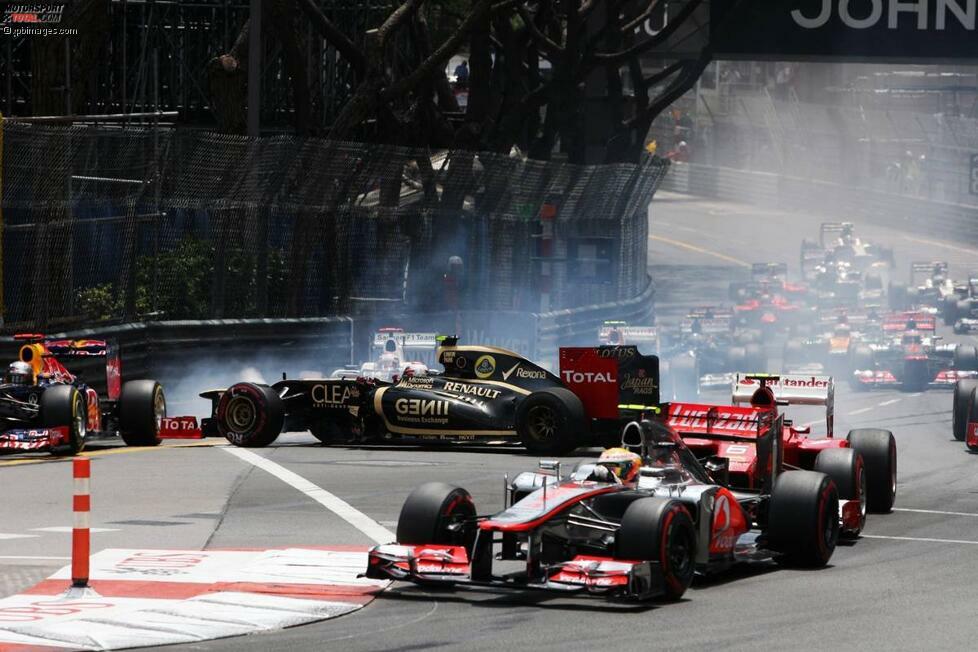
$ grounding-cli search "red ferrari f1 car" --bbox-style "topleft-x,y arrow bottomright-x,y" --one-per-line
670,374 -> 896,537
0,334 -> 198,455
366,409 -> 842,602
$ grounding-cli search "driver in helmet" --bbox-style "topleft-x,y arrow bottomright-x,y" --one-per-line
5,361 -> 33,387
595,447 -> 642,484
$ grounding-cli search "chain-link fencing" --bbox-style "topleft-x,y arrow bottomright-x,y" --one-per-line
0,121 -> 668,332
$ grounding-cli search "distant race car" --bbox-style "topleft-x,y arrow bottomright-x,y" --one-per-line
330,328 -> 436,381
849,313 -> 978,391
942,273 -> 978,328
365,415 -> 843,602
783,309 -> 880,376
667,374 -> 896,537
952,379 -> 978,452
665,307 -> 765,389
203,339 -> 662,454
730,263 -> 813,332
889,261 -> 954,312
0,334 -> 197,455
800,222 -> 894,276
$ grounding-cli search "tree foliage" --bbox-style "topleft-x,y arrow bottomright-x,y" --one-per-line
208,0 -> 709,164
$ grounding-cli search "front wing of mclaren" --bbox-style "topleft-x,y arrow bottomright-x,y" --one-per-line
364,544 -> 665,600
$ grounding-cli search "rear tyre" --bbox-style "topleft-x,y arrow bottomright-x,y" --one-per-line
396,483 -> 476,554
119,380 -> 165,447
953,380 -> 978,442
745,343 -> 766,373
814,449 -> 865,537
309,415 -> 352,445
41,385 -> 87,456
217,383 -> 284,447
726,346 -> 747,372
847,429 -> 897,513
888,282 -> 908,311
615,497 -> 696,601
943,297 -> 961,326
767,471 -> 839,567
953,345 -> 978,372
515,388 -> 584,455
669,355 -> 699,401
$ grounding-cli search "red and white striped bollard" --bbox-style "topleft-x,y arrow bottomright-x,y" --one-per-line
72,457 -> 91,588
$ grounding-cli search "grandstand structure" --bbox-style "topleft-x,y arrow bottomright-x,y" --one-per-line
1,0 -> 394,129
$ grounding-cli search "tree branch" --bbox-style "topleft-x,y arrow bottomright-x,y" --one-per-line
377,0 -> 426,47
382,0 -> 494,101
516,3 -> 564,57
295,0 -> 367,76
587,0 -> 704,66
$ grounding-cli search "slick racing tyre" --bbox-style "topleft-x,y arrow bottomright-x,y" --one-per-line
119,380 -> 165,447
726,346 -> 747,372
953,380 -> 978,442
847,429 -> 897,513
217,383 -> 284,447
768,471 -> 839,568
309,415 -> 353,445
41,385 -> 87,456
888,282 -> 908,311
953,345 -> 978,372
515,388 -> 585,456
943,297 -> 962,326
745,343 -> 766,373
397,483 -> 477,553
814,449 -> 866,537
615,498 -> 696,601
668,355 -> 698,401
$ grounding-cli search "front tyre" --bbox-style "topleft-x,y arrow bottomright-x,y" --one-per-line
615,497 -> 696,601
814,449 -> 865,537
847,428 -> 897,513
216,383 -> 284,447
767,471 -> 839,567
396,483 -> 477,553
119,380 -> 165,447
41,385 -> 87,456
515,388 -> 584,455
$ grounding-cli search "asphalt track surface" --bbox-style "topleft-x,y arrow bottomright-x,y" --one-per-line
4,191 -> 978,650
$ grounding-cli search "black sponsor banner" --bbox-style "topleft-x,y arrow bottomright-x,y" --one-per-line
712,0 -> 978,61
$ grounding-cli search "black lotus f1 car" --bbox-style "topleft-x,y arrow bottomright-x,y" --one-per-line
364,413 -> 841,602
202,339 -> 662,454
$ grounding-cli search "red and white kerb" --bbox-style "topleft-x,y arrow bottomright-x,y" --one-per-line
72,457 -> 91,587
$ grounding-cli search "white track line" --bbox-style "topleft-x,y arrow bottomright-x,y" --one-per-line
893,508 -> 978,517
848,407 -> 875,416
0,555 -> 70,560
878,399 -> 901,407
862,534 -> 978,546
222,447 -> 394,544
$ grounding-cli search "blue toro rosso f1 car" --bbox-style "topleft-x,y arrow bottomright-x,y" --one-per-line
365,394 -> 841,601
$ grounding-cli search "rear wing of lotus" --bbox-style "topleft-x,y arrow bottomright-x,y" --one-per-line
731,373 -> 834,437
559,346 -> 660,420
14,334 -> 121,400
910,261 -> 948,283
